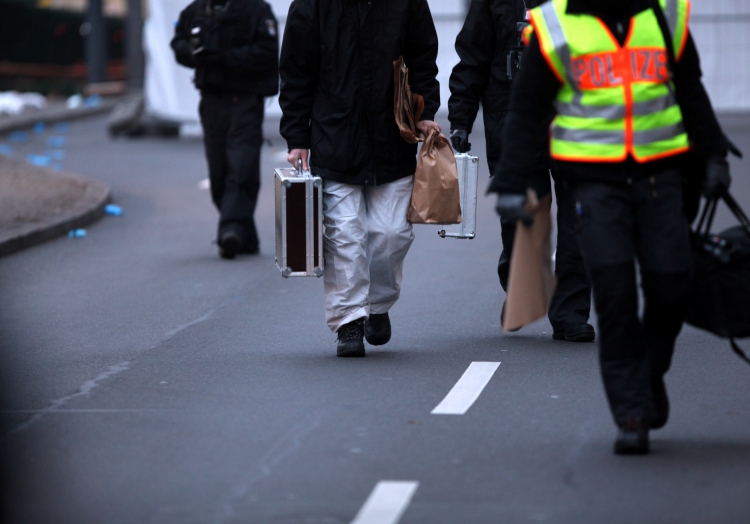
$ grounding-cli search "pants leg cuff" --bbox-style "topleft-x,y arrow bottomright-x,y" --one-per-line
327,307 -> 369,333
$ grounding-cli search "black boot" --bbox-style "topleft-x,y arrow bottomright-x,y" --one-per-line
614,419 -> 650,455
651,377 -> 669,429
552,322 -> 596,342
365,313 -> 391,346
219,230 -> 242,260
337,319 -> 366,357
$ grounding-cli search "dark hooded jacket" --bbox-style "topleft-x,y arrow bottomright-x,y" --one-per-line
448,0 -> 545,168
279,0 -> 440,186
171,0 -> 279,96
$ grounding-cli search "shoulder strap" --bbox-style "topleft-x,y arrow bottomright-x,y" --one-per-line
648,0 -> 677,73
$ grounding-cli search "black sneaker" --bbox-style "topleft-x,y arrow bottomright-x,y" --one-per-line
651,377 -> 669,429
552,322 -> 596,342
614,419 -> 650,455
219,231 -> 242,260
337,319 -> 366,357
365,313 -> 391,346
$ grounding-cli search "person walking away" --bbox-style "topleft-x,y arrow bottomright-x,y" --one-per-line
492,0 -> 737,454
279,0 -> 441,357
171,0 -> 279,259
449,0 -> 595,342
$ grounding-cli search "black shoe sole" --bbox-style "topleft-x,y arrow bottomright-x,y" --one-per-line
614,442 -> 650,455
614,433 -> 650,455
364,332 -> 391,346
552,330 -> 596,342
337,342 -> 366,357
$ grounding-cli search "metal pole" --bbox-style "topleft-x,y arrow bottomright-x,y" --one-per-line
126,0 -> 144,90
85,0 -> 107,84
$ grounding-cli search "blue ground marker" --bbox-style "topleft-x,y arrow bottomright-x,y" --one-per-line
8,132 -> 29,143
45,150 -> 65,160
27,154 -> 52,167
47,136 -> 65,148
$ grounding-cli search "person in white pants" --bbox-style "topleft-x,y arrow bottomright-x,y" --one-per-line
322,177 -> 415,332
279,0 -> 441,357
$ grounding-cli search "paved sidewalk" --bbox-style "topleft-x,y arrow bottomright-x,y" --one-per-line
0,156 -> 110,257
0,99 -> 121,257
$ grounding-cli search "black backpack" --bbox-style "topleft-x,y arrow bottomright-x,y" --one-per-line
687,193 -> 750,364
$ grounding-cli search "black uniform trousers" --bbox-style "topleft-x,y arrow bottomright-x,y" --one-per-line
199,91 -> 264,251
495,162 -> 592,331
571,168 -> 691,426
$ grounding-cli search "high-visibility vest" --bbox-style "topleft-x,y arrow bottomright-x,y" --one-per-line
528,0 -> 691,163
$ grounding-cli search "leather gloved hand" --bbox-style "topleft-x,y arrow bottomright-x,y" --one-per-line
450,129 -> 471,153
193,47 -> 224,66
495,194 -> 533,225
702,156 -> 731,198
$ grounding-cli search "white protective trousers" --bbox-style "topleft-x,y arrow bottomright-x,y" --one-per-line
322,176 -> 415,332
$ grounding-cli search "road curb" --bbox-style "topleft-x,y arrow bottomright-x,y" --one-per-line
0,99 -> 118,135
0,175 -> 111,258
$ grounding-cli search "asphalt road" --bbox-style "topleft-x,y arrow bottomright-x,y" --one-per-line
1,113 -> 749,524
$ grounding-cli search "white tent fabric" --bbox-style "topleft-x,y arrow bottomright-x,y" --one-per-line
142,0 -> 750,127
144,0 -> 201,123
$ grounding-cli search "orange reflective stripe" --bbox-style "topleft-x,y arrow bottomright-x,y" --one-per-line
676,1 -> 690,60
529,9 -> 566,84
629,48 -> 670,82
569,49 -> 668,90
522,24 -> 534,46
571,52 -> 624,88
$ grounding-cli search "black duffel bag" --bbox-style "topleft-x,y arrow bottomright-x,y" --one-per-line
687,192 -> 750,364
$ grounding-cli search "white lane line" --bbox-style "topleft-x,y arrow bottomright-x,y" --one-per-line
350,481 -> 419,524
431,362 -> 501,415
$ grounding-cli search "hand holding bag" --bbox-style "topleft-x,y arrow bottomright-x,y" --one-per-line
407,128 -> 462,224
502,189 -> 557,332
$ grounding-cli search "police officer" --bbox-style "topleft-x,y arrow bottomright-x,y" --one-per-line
492,0 -> 738,454
449,0 -> 595,342
171,0 -> 279,259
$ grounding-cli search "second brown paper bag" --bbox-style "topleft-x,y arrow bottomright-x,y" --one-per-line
502,190 -> 557,332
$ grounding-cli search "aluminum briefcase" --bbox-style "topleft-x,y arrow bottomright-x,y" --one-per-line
275,161 -> 324,277
438,153 -> 479,239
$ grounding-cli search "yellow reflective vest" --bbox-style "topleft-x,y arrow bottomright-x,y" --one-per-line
528,0 -> 691,163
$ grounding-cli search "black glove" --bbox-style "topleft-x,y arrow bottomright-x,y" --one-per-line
702,156 -> 731,198
450,129 -> 471,153
193,47 -> 224,66
495,194 -> 533,225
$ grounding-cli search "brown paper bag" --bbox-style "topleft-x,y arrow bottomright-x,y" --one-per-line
393,56 -> 424,144
392,57 -> 461,225
407,129 -> 462,225
502,190 -> 557,332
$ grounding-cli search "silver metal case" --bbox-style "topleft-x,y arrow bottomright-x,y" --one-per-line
438,153 -> 479,239
274,166 -> 324,277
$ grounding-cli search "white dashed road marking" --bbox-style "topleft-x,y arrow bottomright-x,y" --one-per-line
350,481 -> 419,524
431,362 -> 501,415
